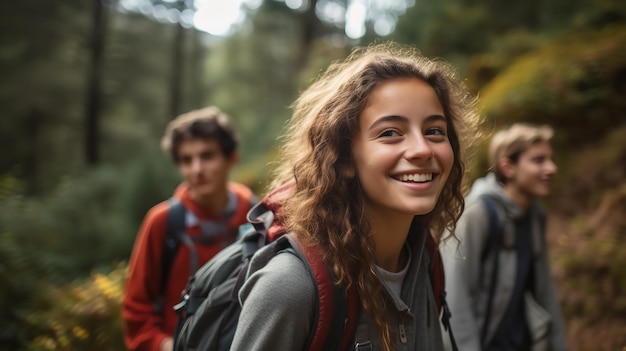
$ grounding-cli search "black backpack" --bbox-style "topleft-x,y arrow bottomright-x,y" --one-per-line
172,185 -> 360,351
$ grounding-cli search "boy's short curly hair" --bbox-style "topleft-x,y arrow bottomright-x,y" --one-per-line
161,106 -> 239,162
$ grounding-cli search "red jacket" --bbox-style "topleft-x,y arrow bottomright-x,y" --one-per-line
122,182 -> 255,351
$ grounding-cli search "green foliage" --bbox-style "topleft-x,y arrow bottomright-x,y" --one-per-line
0,231 -> 58,349
117,148 -> 181,230
0,154 -> 180,349
1,0 -> 624,348
0,2 -> 209,193
482,26 -> 626,126
0,173 -> 24,200
103,12 -> 185,156
0,0 -> 92,193
0,152 -> 184,286
479,25 -> 626,146
294,40 -> 350,91
24,264 -> 127,351
466,29 -> 548,92
0,166 -> 133,281
394,0 -> 492,60
393,0 -> 625,76
204,7 -> 302,167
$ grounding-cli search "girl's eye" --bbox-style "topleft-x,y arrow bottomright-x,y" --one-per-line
379,128 -> 401,138
426,127 -> 447,137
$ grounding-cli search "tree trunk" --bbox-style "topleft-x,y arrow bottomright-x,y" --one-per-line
191,28 -> 207,109
295,0 -> 321,73
168,18 -> 185,119
85,0 -> 105,165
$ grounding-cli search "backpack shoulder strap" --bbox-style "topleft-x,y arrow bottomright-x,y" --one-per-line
155,197 -> 186,313
341,284 -> 360,351
426,234 -> 444,312
246,189 -> 360,351
480,195 -> 504,264
282,235 -> 360,351
478,195 -> 504,346
428,234 -> 459,351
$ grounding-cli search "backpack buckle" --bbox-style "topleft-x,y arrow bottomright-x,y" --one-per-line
174,293 -> 189,316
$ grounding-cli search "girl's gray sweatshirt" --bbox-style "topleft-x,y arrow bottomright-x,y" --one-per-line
230,227 -> 445,351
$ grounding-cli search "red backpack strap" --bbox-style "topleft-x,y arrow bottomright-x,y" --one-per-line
427,234 -> 461,350
426,234 -> 445,313
252,181 -> 361,350
340,284 -> 360,351
286,235 -> 360,351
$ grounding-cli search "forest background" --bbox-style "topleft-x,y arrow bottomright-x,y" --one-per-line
1,0 -> 625,350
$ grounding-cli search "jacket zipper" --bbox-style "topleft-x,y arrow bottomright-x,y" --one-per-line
399,309 -> 409,344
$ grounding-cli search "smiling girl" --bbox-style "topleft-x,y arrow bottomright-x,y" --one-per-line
230,43 -> 482,351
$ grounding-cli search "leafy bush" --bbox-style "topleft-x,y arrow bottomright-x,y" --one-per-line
0,231 -> 58,350
479,24 -> 626,150
117,148 -> 180,231
0,150 -> 185,283
0,166 -> 134,281
0,168 -> 132,349
469,25 -> 626,188
0,149 -> 181,350
24,264 -> 127,351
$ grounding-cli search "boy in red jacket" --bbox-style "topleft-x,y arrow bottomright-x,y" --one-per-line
122,106 -> 257,351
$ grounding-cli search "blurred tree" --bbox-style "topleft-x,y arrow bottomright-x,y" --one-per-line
202,1 -> 351,173
85,0 -> 107,165
162,0 -> 187,118
0,0 -> 92,192
189,28 -> 208,108
0,0 -> 213,192
118,0 -> 208,118
292,0 -> 324,71
102,9 -> 174,157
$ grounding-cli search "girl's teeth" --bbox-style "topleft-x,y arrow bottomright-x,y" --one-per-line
398,173 -> 433,182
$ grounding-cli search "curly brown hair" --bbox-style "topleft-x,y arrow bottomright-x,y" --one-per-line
271,42 -> 482,350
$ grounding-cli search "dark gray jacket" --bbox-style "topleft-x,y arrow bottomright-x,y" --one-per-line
231,226 -> 445,351
440,173 -> 568,351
